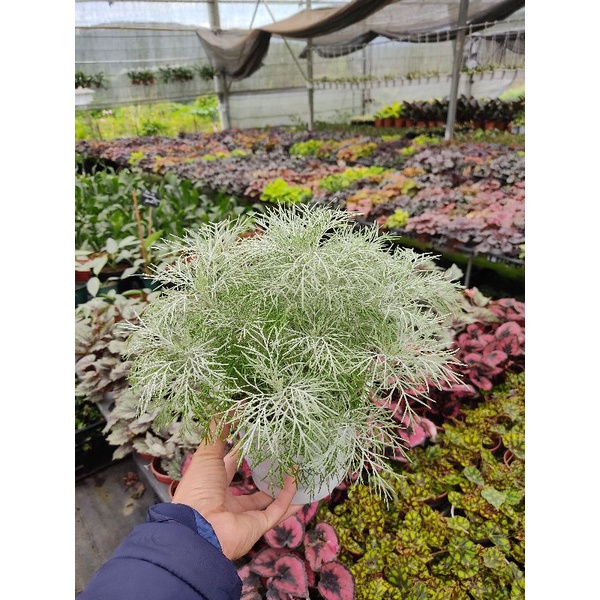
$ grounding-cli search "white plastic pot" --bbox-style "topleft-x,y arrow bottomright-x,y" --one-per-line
246,455 -> 348,505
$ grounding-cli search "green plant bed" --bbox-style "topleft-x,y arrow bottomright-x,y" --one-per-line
318,371 -> 525,599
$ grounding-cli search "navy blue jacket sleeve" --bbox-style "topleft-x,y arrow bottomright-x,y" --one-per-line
78,503 -> 242,600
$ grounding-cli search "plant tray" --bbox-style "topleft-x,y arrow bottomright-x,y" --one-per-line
75,419 -> 116,481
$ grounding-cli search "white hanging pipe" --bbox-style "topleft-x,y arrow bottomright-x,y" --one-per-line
445,0 -> 469,141
207,0 -> 231,130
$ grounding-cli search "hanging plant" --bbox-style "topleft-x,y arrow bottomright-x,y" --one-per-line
127,69 -> 156,85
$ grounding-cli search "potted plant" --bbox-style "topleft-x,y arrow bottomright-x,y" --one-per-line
122,206 -> 463,503
77,236 -> 145,297
127,69 -> 156,85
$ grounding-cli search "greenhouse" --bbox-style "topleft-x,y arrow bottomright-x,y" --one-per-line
72,1 -> 531,598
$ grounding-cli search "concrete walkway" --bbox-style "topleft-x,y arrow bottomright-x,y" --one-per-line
75,456 -> 159,596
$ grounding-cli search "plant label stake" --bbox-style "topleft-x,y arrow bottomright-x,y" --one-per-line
131,189 -> 149,274
140,190 -> 161,208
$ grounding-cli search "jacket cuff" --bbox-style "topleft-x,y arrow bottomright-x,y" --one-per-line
148,503 -> 222,552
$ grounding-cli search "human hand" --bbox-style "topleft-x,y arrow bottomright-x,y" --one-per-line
172,428 -> 302,560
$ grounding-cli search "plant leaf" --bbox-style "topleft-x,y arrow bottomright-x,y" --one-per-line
268,555 -> 308,597
481,486 -> 507,509
250,547 -> 287,577
87,277 -> 100,297
264,515 -> 305,549
317,561 -> 355,600
463,466 -> 485,486
106,238 -> 118,254
304,522 -> 340,571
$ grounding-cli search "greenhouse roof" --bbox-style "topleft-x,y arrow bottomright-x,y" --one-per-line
76,0 -> 525,79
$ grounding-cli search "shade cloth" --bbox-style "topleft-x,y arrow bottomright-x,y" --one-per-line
196,0 -> 524,79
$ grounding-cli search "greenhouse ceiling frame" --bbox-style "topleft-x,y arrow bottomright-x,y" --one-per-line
75,0 -> 525,136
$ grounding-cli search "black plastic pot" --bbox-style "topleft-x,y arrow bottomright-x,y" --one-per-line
75,419 -> 116,481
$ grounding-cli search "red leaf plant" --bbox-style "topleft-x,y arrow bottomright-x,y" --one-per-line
303,523 -> 340,572
238,517 -> 355,599
317,561 -> 356,600
265,555 -> 309,598
263,515 -> 305,549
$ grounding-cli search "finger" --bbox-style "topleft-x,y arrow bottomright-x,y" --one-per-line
262,475 -> 300,529
223,446 -> 241,484
196,419 -> 229,457
233,490 -> 275,512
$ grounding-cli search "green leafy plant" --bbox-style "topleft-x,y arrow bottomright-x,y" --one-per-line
383,209 -> 410,230
289,139 -> 326,157
159,65 -> 195,83
195,64 -> 219,81
319,371 -> 525,599
319,166 -> 387,193
127,69 -> 156,85
122,206 -> 463,499
260,178 -> 312,205
76,71 -> 106,89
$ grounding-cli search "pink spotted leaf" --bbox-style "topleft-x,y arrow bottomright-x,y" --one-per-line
468,370 -> 494,391
267,555 -> 308,597
237,564 -> 261,594
481,349 -> 508,368
317,561 -> 355,600
297,501 -> 320,525
303,522 -> 340,572
264,514 -> 305,549
249,547 -> 288,577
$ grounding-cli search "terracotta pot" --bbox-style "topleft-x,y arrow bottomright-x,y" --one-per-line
503,450 -> 515,467
394,117 -> 405,128
472,121 -> 483,130
137,452 -> 153,463
374,118 -> 383,127
75,269 -> 91,284
169,479 -> 179,499
416,121 -> 427,129
150,456 -> 175,485
76,258 -> 92,283
484,121 -> 497,131
427,120 -> 437,128
404,119 -> 415,128
382,118 -> 393,128
424,491 -> 449,509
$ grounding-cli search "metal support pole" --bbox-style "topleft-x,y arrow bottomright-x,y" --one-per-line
361,46 -> 367,115
444,0 -> 469,141
207,0 -> 231,130
306,0 -> 315,130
